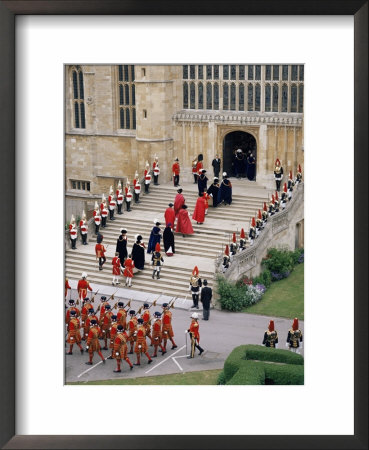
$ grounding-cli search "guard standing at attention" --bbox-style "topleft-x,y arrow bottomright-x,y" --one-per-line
172,157 -> 181,187
79,210 -> 88,245
189,266 -> 202,309
116,180 -> 124,215
286,318 -> 303,353
262,320 -> 279,348
151,243 -> 164,280
153,156 -> 160,185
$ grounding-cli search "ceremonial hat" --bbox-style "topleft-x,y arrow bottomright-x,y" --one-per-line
174,157 -> 179,161
135,234 -> 143,242
129,310 -> 135,315
167,223 -> 172,228
111,315 -> 117,321
275,158 -> 281,166
82,210 -> 86,220
240,228 -> 246,239
298,164 -> 302,173
117,180 -> 122,189
203,279 -> 208,285
90,319 -> 97,325
105,304 -> 111,310
177,188 -> 183,193
68,299 -> 75,305
70,310 -> 76,316
117,302 -> 124,307
101,296 -> 107,301
135,170 -> 139,178
213,177 -> 219,181
222,172 -> 227,177
268,320 -> 275,332
283,183 -> 288,193
224,245 -> 230,256
137,318 -> 144,324
162,303 -> 168,308
155,243 -> 161,252
236,148 -> 242,153
263,202 -> 268,212
120,228 -> 127,234
289,170 -> 293,179
143,303 -> 149,308
126,178 -> 130,185
117,325 -> 124,331
182,204 -> 188,209
97,233 -> 103,243
83,297 -> 89,303
258,209 -> 262,220
82,272 -> 87,278
154,219 -> 161,225
168,202 -> 174,207
292,318 -> 299,331
198,153 -> 203,161
271,194 -> 275,203
251,217 -> 256,228
94,201 -> 99,209
275,191 -> 279,201
88,308 -> 94,313
191,312 -> 199,319
109,185 -> 113,194
70,214 -> 75,223
232,233 -> 236,243
102,193 -> 106,201
192,266 -> 199,276
201,169 -> 206,174
154,311 -> 161,317
145,160 -> 150,167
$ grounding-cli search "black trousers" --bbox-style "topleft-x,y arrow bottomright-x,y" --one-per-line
192,293 -> 199,307
126,200 -> 131,211
109,209 -> 114,220
117,203 -> 122,214
154,175 -> 159,185
95,224 -> 100,234
193,174 -> 198,184
134,193 -> 140,203
101,216 -> 107,227
145,184 -> 149,193
99,256 -> 106,267
202,308 -> 210,320
214,170 -> 220,178
81,233 -> 87,244
276,179 -> 281,191
70,237 -> 77,249
173,175 -> 179,186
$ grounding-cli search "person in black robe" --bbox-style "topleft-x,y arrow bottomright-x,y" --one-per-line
247,152 -> 256,181
211,155 -> 221,178
217,172 -> 232,205
115,228 -> 128,264
197,170 -> 208,197
207,178 -> 220,207
234,149 -> 246,178
163,224 -> 175,255
131,234 -> 145,270
147,221 -> 161,254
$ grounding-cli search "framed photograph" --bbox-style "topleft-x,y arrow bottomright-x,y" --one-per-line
1,1 -> 367,449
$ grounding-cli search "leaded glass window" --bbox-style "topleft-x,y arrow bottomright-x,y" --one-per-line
231,65 -> 236,80
125,109 -> 130,128
230,83 -> 236,110
255,84 -> 261,111
206,82 -> 212,109
119,85 -> 124,105
198,83 -> 203,109
239,65 -> 245,80
273,65 -> 279,81
124,65 -> 129,82
248,65 -> 254,80
190,82 -> 196,109
299,65 -> 304,81
183,82 -> 188,108
125,84 -> 129,105
291,84 -> 297,112
282,65 -> 288,80
214,65 -> 219,79
265,84 -> 271,112
223,83 -> 229,110
265,65 -> 271,81
206,65 -> 212,80
198,65 -> 203,79
183,65 -> 188,79
282,84 -> 288,112
190,65 -> 195,79
72,71 -> 78,99
74,102 -> 80,128
131,65 -> 135,81
255,65 -> 261,80
118,65 -> 123,81
120,108 -> 124,128
214,83 -> 219,109
239,83 -> 244,111
133,109 -> 136,128
223,65 -> 229,80
273,84 -> 279,112
298,85 -> 304,112
248,84 -> 253,111
71,66 -> 85,129
131,85 -> 135,105
291,65 -> 298,81
118,65 -> 136,129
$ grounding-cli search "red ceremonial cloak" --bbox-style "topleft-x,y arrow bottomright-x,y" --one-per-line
175,209 -> 194,235
174,194 -> 185,217
192,197 -> 206,224
164,207 -> 176,228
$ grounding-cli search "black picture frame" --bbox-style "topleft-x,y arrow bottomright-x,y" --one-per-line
0,1 -> 367,449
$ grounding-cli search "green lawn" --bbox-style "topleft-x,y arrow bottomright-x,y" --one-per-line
67,369 -> 221,385
245,263 -> 304,320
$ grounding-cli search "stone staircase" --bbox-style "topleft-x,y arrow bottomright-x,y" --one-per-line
65,179 -> 269,299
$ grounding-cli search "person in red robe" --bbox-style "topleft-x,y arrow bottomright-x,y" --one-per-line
164,203 -> 176,229
175,205 -> 194,236
174,189 -> 185,217
123,254 -> 135,287
192,195 -> 206,224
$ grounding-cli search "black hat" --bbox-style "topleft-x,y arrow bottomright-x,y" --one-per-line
83,297 -> 89,303
111,315 -> 117,321
203,279 -> 208,286
162,303 -> 168,308
88,308 -> 94,313
118,301 -> 124,307
182,204 -> 188,209
68,299 -> 75,305
101,296 -> 107,301
117,325 -> 124,331
129,310 -> 135,315
90,319 -> 97,325
105,304 -> 111,310
168,203 -> 174,207
177,188 -> 183,193
70,310 -> 76,316
155,222 -> 161,226
201,169 -> 206,174
143,303 -> 149,308
136,235 -> 142,242
137,318 -> 144,324
198,153 -> 203,161
121,228 -> 127,234
154,311 -> 161,317
97,233 -> 103,243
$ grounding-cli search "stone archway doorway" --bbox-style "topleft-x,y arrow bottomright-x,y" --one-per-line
222,131 -> 257,180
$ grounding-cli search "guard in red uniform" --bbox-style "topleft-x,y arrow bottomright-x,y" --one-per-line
95,234 -> 106,271
262,201 -> 269,223
116,180 -> 124,215
164,203 -> 176,229
161,303 -> 177,351
116,302 -> 127,330
65,277 -> 71,299
93,201 -> 101,235
66,310 -> 84,355
196,156 -> 204,178
113,325 -> 133,372
172,157 -> 180,187
77,272 -> 92,302
230,232 -> 238,255
133,171 -> 141,204
108,185 -> 116,221
65,299 -> 80,323
100,195 -> 108,228
123,254 -> 135,287
151,311 -> 166,357
134,318 -> 153,365
191,157 -> 198,184
127,310 -> 138,353
79,210 -> 88,245
81,297 -> 93,339
69,214 -> 77,250
84,308 -> 98,340
107,315 -> 118,359
99,304 -> 113,350
186,312 -> 204,358
125,179 -> 133,212
112,252 -> 121,286
144,161 -> 151,194
142,303 -> 153,345
239,228 -> 246,251
153,156 -> 160,185
85,320 -> 105,365
97,296 -> 109,321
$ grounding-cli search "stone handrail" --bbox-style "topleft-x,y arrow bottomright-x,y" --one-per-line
215,182 -> 304,281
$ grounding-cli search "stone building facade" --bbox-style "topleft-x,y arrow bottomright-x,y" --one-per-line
65,64 -> 304,220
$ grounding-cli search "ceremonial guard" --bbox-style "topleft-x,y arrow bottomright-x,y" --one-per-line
133,171 -> 141,203
218,173 -> 233,205
124,179 -> 133,212
93,202 -> 101,235
116,180 -> 124,215
176,205 -> 194,237
269,196 -> 275,216
286,318 -> 303,353
79,210 -> 88,245
222,245 -> 230,271
108,186 -> 116,220
147,220 -> 162,254
189,266 -> 202,309
151,311 -> 166,357
274,192 -> 280,213
288,170 -> 294,200
65,299 -> 80,323
99,303 -> 113,350
123,253 -> 135,287
295,164 -> 303,185
65,277 -> 71,299
107,315 -> 118,359
69,215 -> 78,250
274,158 -> 284,191
163,224 -> 175,256
153,156 -> 160,185
248,217 -> 256,245
186,312 -> 204,358
196,154 -> 204,179
239,228 -> 247,251
212,154 -> 221,178
172,157 -> 180,187
144,161 -> 151,194
77,272 -> 92,301
131,235 -> 145,270
192,194 -> 206,225
262,202 -> 269,223
84,308 -> 99,341
113,325 -> 133,372
230,233 -> 238,255
164,203 -> 175,229
134,318 -> 153,365
85,319 -> 105,365
263,320 -> 279,348
256,210 -> 263,237
151,243 -> 164,279
246,152 -> 256,181
112,252 -> 121,286
127,310 -> 138,354
142,303 -> 153,345
174,188 -> 185,217
97,296 -> 110,321
203,191 -> 210,215
81,297 -> 93,340
100,195 -> 108,228
116,228 -> 128,264
281,184 -> 288,209
200,280 -> 212,321
192,157 -> 198,184
234,149 -> 246,178
66,310 -> 84,355
161,303 -> 177,351
207,178 -> 220,207
95,233 -> 106,271
197,169 -> 208,197
116,302 -> 127,330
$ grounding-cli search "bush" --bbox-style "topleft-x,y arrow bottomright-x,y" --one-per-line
217,371 -> 226,385
253,270 -> 272,288
262,247 -> 295,275
217,276 -> 264,311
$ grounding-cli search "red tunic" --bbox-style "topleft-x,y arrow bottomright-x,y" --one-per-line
81,302 -> 93,322
123,258 -> 134,278
164,207 -> 176,228
175,209 -> 194,235
189,319 -> 200,343
77,279 -> 92,300
196,161 -> 203,176
162,310 -> 174,338
67,318 -> 82,344
65,306 -> 80,323
109,323 -> 118,348
117,308 -> 127,329
192,196 -> 206,224
203,192 -> 210,210
172,162 -> 180,176
93,210 -> 101,224
134,326 -> 148,353
86,326 -> 102,352
65,279 -> 71,297
174,193 -> 185,217
112,256 -> 121,275
95,243 -> 106,258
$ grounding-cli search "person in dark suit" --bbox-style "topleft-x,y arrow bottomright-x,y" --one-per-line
212,155 -> 221,178
200,279 -> 212,320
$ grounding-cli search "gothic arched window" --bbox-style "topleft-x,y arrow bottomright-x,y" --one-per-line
190,82 -> 196,109
255,83 -> 261,111
206,82 -> 212,109
291,84 -> 297,112
230,83 -> 236,110
223,83 -> 229,110
247,83 -> 253,111
198,83 -> 204,109
265,84 -> 271,112
213,83 -> 219,109
183,82 -> 188,109
273,84 -> 279,112
298,85 -> 304,112
282,84 -> 288,112
118,65 -> 136,129
71,66 -> 85,129
239,83 -> 244,111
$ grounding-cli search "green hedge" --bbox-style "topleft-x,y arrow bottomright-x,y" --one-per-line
223,344 -> 304,385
